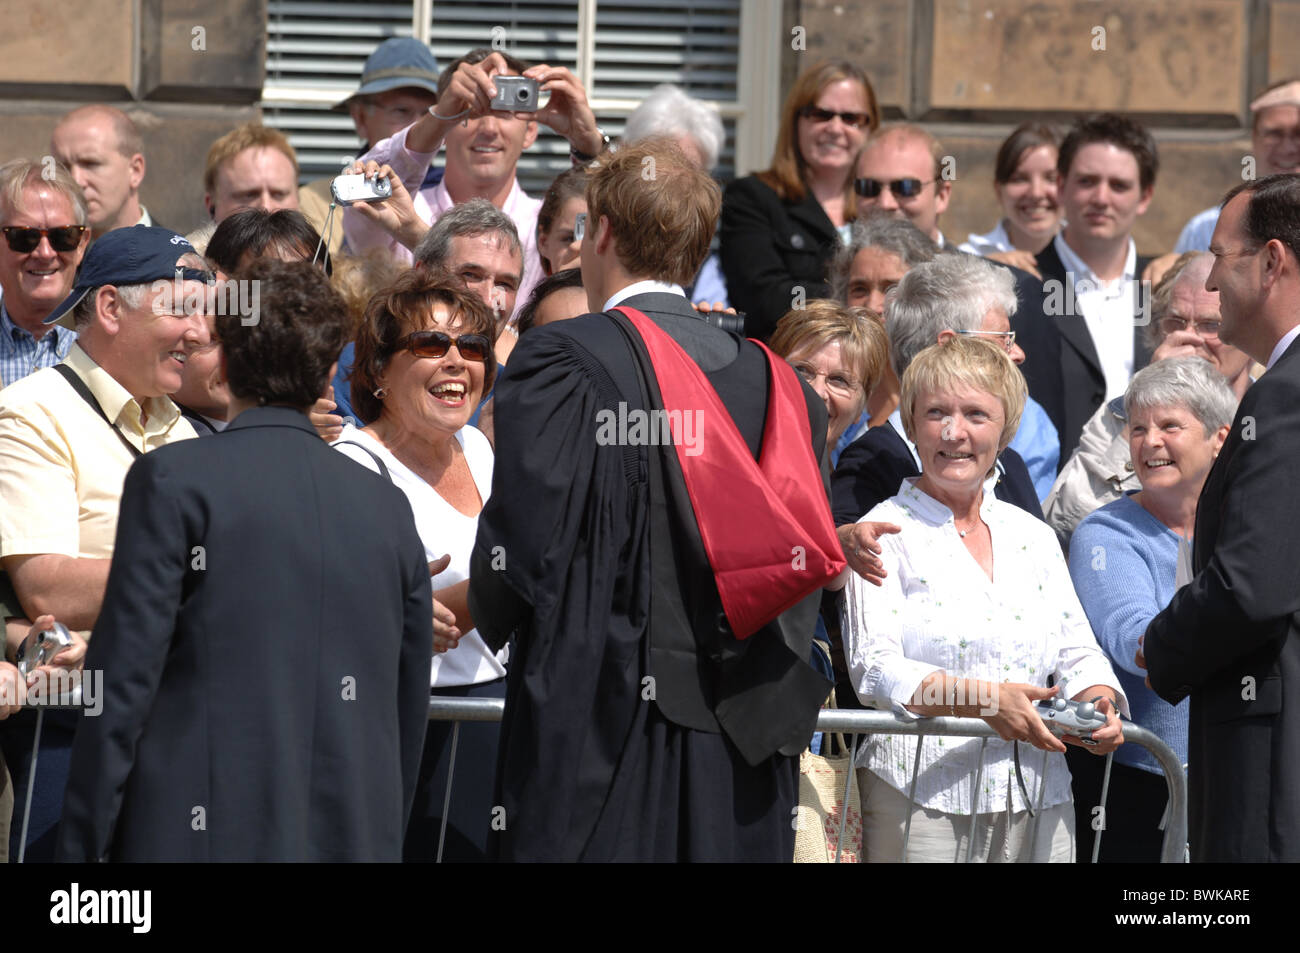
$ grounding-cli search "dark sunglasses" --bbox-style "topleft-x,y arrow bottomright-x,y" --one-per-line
799,106 -> 873,129
853,178 -> 933,199
2,225 -> 87,253
403,330 -> 492,363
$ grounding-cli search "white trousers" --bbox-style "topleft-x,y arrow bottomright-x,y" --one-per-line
859,768 -> 1075,863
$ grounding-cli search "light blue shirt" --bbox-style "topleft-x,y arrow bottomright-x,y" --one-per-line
1173,206 -> 1219,254
0,301 -> 76,391
1007,396 -> 1060,503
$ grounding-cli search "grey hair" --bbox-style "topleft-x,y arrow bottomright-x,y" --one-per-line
828,212 -> 939,303
0,158 -> 88,226
622,84 -> 726,172
1143,251 -> 1214,351
885,253 -> 1018,379
1125,355 -> 1238,436
414,198 -> 522,270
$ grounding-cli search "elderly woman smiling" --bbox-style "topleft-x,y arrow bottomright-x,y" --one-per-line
1068,356 -> 1235,862
333,270 -> 503,862
842,336 -> 1128,863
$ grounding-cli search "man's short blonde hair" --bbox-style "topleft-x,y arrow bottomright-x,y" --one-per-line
900,335 -> 1026,451
203,123 -> 299,195
585,138 -> 719,286
0,158 -> 87,225
769,299 -> 888,398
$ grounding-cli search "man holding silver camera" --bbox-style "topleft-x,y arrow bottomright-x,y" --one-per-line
343,47 -> 607,318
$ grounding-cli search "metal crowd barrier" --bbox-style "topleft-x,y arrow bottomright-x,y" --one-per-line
425,697 -> 1188,864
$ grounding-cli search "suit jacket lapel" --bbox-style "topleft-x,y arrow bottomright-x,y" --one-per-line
1037,241 -> 1104,379
786,192 -> 839,247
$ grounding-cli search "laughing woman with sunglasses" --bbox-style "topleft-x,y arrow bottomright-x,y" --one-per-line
720,61 -> 879,341
334,269 -> 503,862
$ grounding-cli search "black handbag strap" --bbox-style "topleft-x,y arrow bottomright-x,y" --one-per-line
335,439 -> 392,482
53,363 -> 142,460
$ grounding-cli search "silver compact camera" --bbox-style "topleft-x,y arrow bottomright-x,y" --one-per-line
331,173 -> 393,206
15,621 -> 74,678
490,76 -> 540,112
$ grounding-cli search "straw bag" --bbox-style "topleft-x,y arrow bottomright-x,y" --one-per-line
794,694 -> 862,863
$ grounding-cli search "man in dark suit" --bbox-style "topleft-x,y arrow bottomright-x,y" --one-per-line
56,261 -> 433,862
1142,174 -> 1300,862
469,140 -> 844,861
1014,114 -> 1159,465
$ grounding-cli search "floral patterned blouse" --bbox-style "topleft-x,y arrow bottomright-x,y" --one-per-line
842,478 -> 1129,815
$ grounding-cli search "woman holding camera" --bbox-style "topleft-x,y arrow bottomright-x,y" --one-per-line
842,336 -> 1127,862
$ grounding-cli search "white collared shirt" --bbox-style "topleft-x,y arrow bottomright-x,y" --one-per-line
842,478 -> 1128,815
960,221 -> 1015,256
1053,234 -> 1139,402
602,280 -> 686,312
1267,324 -> 1300,369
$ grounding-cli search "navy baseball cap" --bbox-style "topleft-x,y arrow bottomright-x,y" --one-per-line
44,226 -> 212,330
335,38 -> 441,109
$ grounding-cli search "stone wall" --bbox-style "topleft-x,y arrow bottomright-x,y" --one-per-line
781,0 -> 1300,254
0,0 -> 266,235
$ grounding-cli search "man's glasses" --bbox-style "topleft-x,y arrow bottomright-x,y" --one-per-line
791,363 -> 860,397
853,178 -> 934,199
1,225 -> 87,254
799,106 -> 873,129
1158,316 -> 1222,339
574,212 -> 587,241
403,330 -> 492,363
955,328 -> 1017,353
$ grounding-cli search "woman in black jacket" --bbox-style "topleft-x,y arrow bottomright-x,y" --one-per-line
721,61 -> 878,340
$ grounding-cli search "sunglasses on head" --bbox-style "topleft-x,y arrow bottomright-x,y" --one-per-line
403,330 -> 492,363
1,225 -> 87,254
853,178 -> 932,199
799,106 -> 873,129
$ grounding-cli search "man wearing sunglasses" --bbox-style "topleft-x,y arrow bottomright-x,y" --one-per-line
853,125 -> 953,246
0,226 -> 208,860
0,159 -> 90,390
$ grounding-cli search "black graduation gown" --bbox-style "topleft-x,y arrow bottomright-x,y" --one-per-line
468,293 -> 831,862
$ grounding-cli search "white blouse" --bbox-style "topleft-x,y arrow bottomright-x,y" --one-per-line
958,221 -> 1015,257
333,423 -> 506,689
842,479 -> 1128,815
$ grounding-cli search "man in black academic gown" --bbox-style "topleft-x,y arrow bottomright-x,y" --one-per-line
469,140 -> 845,862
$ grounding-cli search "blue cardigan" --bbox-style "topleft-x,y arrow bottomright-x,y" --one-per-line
1068,493 -> 1188,775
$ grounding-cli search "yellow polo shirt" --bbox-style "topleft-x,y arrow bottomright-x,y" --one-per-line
0,343 -> 197,561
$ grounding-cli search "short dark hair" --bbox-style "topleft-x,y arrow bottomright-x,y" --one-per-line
516,267 -> 584,335
216,260 -> 349,410
1220,173 -> 1300,264
994,122 -> 1058,185
437,47 -> 531,98
350,269 -> 499,423
206,208 -> 331,276
1057,113 -> 1159,193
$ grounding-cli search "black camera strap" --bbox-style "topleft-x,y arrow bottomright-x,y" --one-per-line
53,363 -> 142,460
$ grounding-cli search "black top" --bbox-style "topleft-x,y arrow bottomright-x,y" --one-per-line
719,174 -> 841,341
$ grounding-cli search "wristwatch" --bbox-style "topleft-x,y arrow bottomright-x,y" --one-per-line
570,129 -> 610,164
